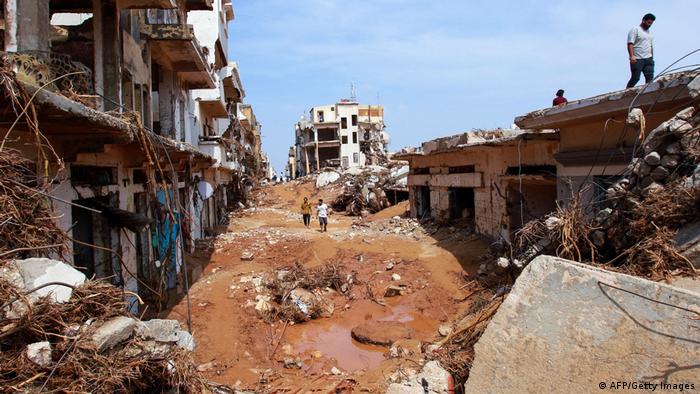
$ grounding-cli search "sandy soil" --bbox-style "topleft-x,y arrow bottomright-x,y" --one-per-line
167,179 -> 487,392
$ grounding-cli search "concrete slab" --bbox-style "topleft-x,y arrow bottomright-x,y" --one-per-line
464,255 -> 700,394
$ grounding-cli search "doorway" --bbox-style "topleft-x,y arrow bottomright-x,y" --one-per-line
448,187 -> 475,220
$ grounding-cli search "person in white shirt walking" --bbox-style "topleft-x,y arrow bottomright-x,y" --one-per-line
317,199 -> 328,232
626,13 -> 656,88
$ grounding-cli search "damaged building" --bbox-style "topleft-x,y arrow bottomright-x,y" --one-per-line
290,100 -> 390,178
396,130 -> 559,239
515,71 -> 699,210
0,0 -> 267,310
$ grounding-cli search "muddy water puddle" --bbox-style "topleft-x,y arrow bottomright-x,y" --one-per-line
286,298 -> 439,372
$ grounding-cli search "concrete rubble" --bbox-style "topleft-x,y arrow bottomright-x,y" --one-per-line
386,361 -> 451,394
464,255 -> 700,393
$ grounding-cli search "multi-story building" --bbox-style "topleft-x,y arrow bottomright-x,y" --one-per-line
0,0 -> 266,310
291,99 -> 389,177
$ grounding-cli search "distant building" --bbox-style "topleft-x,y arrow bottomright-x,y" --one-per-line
291,100 -> 389,177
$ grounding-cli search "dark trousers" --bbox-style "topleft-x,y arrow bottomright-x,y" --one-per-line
302,214 -> 310,226
626,57 -> 654,88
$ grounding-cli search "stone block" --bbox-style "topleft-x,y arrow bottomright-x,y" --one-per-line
463,256 -> 700,394
91,316 -> 136,352
13,258 -> 86,303
135,319 -> 182,342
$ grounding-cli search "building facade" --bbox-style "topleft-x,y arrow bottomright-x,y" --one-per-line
291,100 -> 389,178
397,130 -> 559,240
0,0 -> 266,311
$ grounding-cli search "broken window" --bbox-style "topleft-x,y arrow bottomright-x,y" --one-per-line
352,115 -> 358,126
342,156 -> 349,167
448,165 -> 475,174
505,165 -> 557,176
411,167 -> 430,175
341,117 -> 347,129
353,153 -> 359,163
352,132 -> 358,144
342,135 -> 348,144
71,165 -> 117,186
318,111 -> 324,122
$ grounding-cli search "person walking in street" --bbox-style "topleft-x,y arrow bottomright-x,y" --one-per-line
301,197 -> 312,228
317,199 -> 328,232
626,13 -> 656,88
553,89 -> 568,106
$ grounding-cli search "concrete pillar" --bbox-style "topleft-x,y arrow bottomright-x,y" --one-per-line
92,0 -> 104,109
158,70 -> 176,138
15,0 -> 50,51
99,0 -> 121,111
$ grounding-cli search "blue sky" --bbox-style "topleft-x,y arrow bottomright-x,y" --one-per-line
227,0 -> 699,173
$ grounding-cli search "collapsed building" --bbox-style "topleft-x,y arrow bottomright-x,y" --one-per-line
289,99 -> 390,178
396,130 -> 559,239
0,0 -> 267,310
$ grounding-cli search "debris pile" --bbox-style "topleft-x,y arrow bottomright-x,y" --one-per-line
0,258 -> 209,392
0,148 -> 66,260
326,163 -> 408,216
487,106 -> 700,280
257,263 -> 356,323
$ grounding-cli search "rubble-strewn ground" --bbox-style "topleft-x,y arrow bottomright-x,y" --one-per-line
167,179 -> 489,392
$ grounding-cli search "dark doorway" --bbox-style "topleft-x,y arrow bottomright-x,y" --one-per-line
448,187 -> 475,220
71,193 -> 122,284
415,186 -> 431,219
507,181 -> 557,230
134,192 -> 153,300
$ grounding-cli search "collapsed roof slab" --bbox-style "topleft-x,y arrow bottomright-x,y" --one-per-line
515,71 -> 700,130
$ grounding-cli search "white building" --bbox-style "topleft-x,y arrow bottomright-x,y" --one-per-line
293,100 -> 389,177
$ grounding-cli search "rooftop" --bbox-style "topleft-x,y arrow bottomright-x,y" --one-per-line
515,71 -> 700,129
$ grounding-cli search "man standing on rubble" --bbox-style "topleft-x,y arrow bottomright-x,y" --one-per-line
317,199 -> 329,232
301,197 -> 312,228
626,13 -> 656,88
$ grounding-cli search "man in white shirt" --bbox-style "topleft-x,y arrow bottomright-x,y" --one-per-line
317,199 -> 328,232
626,13 -> 656,88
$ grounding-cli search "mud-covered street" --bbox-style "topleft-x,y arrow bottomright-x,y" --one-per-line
168,179 -> 487,392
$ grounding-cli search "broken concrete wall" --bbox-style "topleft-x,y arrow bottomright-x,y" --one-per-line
405,137 -> 558,238
464,255 -> 700,393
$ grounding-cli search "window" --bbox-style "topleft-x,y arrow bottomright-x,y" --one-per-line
342,156 -> 349,167
352,132 -> 358,144
318,111 -> 324,122
330,107 -> 335,111
352,115 -> 358,126
341,117 -> 347,129
342,135 -> 348,144
353,153 -> 359,163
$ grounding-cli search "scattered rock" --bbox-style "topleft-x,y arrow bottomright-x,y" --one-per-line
240,251 -> 254,261
660,154 -> 679,168
384,285 -> 406,297
176,330 -> 195,352
496,257 -> 510,269
351,321 -> 416,346
438,324 -> 453,337
91,316 -> 137,352
644,151 -> 661,166
283,357 -> 302,369
669,119 -> 692,136
389,339 -> 422,359
391,273 -> 402,281
650,165 -> 670,181
197,361 -> 216,372
135,319 -> 182,342
13,258 -> 86,304
330,366 -> 342,375
26,341 -> 52,368
385,262 -> 395,270
254,295 -> 273,313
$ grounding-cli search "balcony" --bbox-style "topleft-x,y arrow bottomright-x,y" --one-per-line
141,20 -> 215,89
4,50 -> 94,97
220,64 -> 245,103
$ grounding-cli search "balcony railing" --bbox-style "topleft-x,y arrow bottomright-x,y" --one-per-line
4,50 -> 93,96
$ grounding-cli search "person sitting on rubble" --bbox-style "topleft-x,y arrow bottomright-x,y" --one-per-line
301,197 -> 312,228
317,199 -> 329,232
553,89 -> 568,106
626,13 -> 656,88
